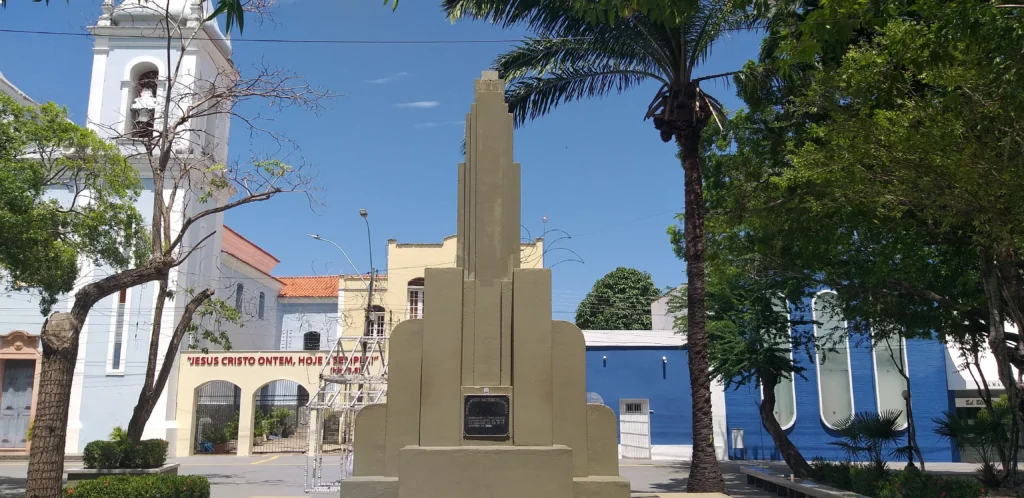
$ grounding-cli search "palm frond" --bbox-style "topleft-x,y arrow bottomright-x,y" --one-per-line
503,67 -> 652,126
441,0 -> 592,35
496,36 -> 668,84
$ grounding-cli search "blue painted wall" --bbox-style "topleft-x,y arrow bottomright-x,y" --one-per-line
722,297 -> 956,463
585,347 -> 691,446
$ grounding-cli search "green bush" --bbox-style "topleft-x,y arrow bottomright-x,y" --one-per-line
82,438 -> 167,469
877,469 -> 986,498
810,458 -> 853,490
82,441 -> 121,469
849,466 -> 887,497
63,474 -> 210,498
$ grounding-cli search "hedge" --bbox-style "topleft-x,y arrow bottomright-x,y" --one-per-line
63,474 -> 210,498
82,439 -> 168,469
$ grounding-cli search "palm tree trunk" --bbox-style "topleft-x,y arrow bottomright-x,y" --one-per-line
676,134 -> 727,493
26,313 -> 82,498
760,371 -> 813,478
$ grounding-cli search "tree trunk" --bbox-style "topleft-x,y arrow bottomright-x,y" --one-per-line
759,371 -> 813,478
26,314 -> 81,498
126,287 -> 214,442
677,133 -> 727,493
26,259 -> 173,497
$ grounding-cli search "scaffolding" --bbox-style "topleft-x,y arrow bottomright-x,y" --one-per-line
303,333 -> 388,494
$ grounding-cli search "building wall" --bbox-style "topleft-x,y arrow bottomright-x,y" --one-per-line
585,347 -> 691,446
651,286 -> 684,331
214,259 -> 281,352
278,300 -> 339,351
722,298 -> 956,462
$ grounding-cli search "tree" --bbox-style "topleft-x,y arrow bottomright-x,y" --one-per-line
0,94 -> 148,319
670,226 -> 816,477
24,3 -> 330,496
3,0 -> 250,35
700,0 -> 1024,487
438,1 -> 775,489
575,267 -> 660,330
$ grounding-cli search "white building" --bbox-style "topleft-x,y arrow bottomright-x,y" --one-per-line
0,0 -> 289,455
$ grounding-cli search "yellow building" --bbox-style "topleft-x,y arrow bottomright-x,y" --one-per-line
335,235 -> 544,341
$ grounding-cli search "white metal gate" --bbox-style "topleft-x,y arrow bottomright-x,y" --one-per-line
619,398 -> 651,459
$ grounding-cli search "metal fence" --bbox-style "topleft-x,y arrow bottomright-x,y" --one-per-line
252,391 -> 311,454
194,393 -> 241,455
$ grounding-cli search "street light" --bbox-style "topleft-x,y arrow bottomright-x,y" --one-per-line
305,233 -> 368,291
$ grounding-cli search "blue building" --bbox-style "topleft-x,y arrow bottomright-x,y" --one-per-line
582,289 -> 1008,463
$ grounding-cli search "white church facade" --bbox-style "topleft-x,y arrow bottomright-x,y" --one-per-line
0,0 -> 296,455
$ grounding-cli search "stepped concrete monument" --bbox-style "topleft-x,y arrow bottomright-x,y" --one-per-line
338,71 -> 630,498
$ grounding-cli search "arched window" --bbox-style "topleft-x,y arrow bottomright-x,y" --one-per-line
128,64 -> 159,138
234,283 -> 244,311
258,292 -> 266,319
369,305 -> 386,337
407,277 -> 424,319
813,291 -> 855,429
303,331 -> 321,351
873,335 -> 909,429
761,298 -> 797,430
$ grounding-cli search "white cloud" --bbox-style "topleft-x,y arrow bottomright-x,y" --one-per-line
394,101 -> 440,109
366,72 -> 409,84
414,120 -> 465,130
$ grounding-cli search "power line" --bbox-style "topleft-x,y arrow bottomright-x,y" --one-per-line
0,27 -> 580,44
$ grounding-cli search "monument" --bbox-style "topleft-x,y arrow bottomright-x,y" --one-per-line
338,71 -> 630,498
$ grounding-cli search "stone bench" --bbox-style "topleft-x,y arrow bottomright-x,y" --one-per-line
66,463 -> 179,485
741,466 -> 868,498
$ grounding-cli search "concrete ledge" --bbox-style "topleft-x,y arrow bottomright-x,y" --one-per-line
573,475 -> 630,498
742,466 -> 868,498
66,463 -> 179,485
0,453 -> 83,461
338,476 -> 399,498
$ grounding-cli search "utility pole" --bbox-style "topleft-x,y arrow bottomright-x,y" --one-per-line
358,209 -> 373,403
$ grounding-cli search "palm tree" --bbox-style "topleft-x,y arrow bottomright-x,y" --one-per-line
442,0 -> 757,491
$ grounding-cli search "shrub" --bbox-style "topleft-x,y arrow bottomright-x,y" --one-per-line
82,441 -> 121,469
63,474 -> 210,498
810,458 -> 853,491
82,438 -> 167,469
877,469 -> 985,498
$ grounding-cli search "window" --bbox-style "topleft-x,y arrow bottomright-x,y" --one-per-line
407,277 -> 424,319
761,298 -> 797,430
369,305 -> 386,337
234,283 -> 244,311
873,335 -> 909,429
108,288 -> 129,373
128,66 -> 159,138
258,292 -> 266,319
813,291 -> 855,429
303,331 -> 321,351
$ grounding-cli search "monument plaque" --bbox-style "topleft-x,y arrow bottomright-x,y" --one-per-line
463,394 -> 511,439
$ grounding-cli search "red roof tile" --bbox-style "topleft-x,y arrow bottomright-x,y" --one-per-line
278,276 -> 340,298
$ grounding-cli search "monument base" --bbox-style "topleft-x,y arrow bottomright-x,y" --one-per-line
573,475 -> 632,498
341,445 -> 627,498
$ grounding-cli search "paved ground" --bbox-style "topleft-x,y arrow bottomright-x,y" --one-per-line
0,455 -> 777,497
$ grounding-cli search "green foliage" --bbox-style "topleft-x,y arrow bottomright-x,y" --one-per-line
0,94 -> 148,314
187,294 -> 240,353
811,460 -> 987,498
830,410 -> 910,475
934,396 -> 1016,487
82,441 -> 121,470
82,431 -> 168,470
62,474 -> 211,498
575,267 -> 660,330
878,469 -> 986,498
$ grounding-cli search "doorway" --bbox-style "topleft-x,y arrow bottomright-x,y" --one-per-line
0,360 -> 35,449
619,398 -> 652,459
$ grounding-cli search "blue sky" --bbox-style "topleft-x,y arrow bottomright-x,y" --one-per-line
0,1 -> 761,321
